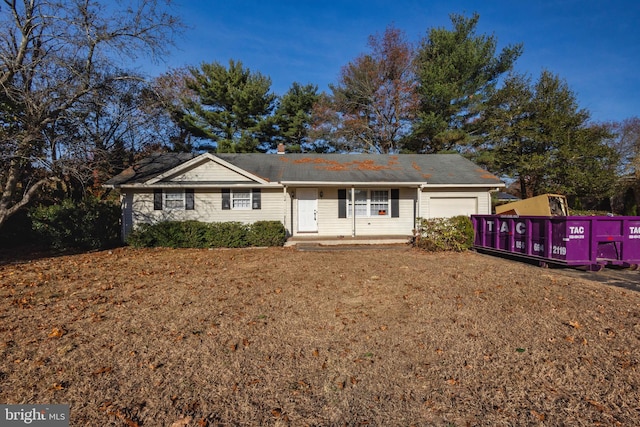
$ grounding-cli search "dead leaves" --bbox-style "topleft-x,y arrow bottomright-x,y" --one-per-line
48,327 -> 66,338
92,366 -> 113,376
98,402 -> 141,427
530,410 -> 545,421
228,337 -> 251,353
170,416 -> 192,427
270,407 -> 291,424
567,320 -> 582,329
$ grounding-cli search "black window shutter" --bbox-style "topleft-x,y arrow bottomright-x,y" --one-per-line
391,189 -> 399,218
338,189 -> 347,218
153,189 -> 163,210
221,188 -> 231,210
185,189 -> 195,210
252,188 -> 261,209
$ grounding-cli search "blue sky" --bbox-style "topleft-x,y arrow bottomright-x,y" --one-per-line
143,0 -> 639,123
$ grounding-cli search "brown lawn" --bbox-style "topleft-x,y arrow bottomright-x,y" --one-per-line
0,246 -> 639,426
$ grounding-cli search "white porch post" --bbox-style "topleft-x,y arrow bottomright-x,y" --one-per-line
415,187 -> 419,232
351,187 -> 356,237
283,186 -> 288,236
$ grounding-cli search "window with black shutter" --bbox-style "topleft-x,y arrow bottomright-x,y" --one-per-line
185,189 -> 195,210
252,188 -> 261,209
391,189 -> 399,218
338,189 -> 347,218
221,189 -> 231,210
340,188 -> 397,218
153,189 -> 163,210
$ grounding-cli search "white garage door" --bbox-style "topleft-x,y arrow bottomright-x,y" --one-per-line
429,197 -> 477,218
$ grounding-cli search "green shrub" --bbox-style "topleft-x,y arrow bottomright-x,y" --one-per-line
30,197 -> 121,250
414,215 -> 474,252
247,221 -> 287,247
127,221 -> 210,248
126,220 -> 286,248
205,222 -> 249,248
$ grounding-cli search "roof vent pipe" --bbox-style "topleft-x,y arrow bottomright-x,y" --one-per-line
277,143 -> 285,154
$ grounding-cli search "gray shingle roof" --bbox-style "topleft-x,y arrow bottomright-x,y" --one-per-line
105,152 -> 198,186
105,153 -> 502,186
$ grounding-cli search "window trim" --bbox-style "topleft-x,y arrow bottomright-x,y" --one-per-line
347,188 -> 391,218
164,190 -> 186,210
231,189 -> 252,210
222,188 -> 262,210
154,189 -> 194,211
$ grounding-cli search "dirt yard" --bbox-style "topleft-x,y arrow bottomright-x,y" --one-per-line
1,246 -> 639,426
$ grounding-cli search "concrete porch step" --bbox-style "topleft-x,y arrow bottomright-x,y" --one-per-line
284,235 -> 412,247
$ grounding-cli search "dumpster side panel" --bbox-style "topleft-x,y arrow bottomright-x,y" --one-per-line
623,218 -> 640,262
529,217 -> 548,257
562,218 -> 593,264
472,214 -> 640,269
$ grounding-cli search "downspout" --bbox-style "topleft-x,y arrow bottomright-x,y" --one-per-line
351,187 -> 356,237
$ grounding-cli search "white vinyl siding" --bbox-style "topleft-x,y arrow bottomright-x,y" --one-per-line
124,188 -> 283,239
165,159 -> 252,182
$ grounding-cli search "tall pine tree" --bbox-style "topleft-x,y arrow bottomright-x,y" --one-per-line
477,70 -> 618,206
408,13 -> 522,153
179,60 -> 277,153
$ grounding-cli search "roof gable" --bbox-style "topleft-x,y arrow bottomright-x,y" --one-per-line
147,153 -> 269,185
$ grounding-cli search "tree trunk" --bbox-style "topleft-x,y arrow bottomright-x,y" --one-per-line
0,170 -> 58,230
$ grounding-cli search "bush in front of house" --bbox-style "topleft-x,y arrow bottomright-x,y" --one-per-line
30,197 -> 121,250
246,220 -> 287,247
205,221 -> 250,248
126,220 -> 210,248
414,215 -> 474,252
126,220 -> 286,248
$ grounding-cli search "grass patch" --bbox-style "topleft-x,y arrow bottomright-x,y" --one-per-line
0,247 -> 638,425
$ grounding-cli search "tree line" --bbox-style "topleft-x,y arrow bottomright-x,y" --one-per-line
1,1 -> 639,235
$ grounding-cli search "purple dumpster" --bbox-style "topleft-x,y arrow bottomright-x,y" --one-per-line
471,215 -> 640,271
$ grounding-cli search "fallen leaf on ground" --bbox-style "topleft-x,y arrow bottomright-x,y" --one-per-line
568,320 -> 582,329
48,327 -> 66,338
170,416 -> 192,427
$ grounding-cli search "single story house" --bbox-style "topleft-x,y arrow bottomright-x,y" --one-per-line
104,151 -> 504,241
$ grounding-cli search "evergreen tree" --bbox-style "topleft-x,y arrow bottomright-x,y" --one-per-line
477,70 -> 618,205
273,82 -> 319,152
408,13 -> 522,153
179,60 -> 277,153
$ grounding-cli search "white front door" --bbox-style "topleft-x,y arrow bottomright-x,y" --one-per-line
297,188 -> 318,232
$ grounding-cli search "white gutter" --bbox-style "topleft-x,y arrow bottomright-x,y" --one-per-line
112,183 -> 283,189
281,181 -> 424,187
422,183 -> 505,188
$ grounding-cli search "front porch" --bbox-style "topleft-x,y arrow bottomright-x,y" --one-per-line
284,234 -> 412,247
